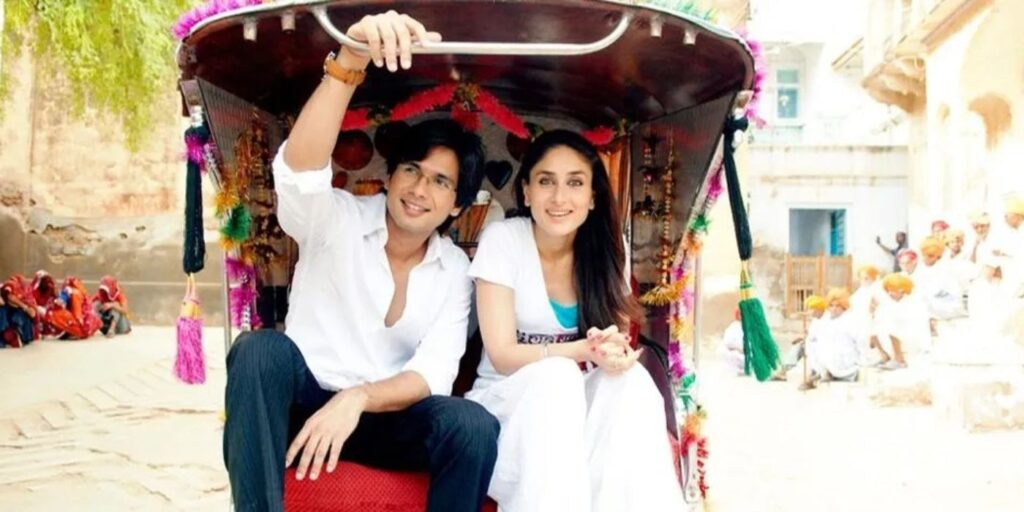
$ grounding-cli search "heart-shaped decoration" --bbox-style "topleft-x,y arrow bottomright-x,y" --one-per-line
485,160 -> 514,190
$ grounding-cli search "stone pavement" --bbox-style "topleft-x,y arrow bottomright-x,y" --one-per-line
0,326 -> 230,511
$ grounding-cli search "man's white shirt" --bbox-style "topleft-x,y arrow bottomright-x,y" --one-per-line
272,141 -> 473,395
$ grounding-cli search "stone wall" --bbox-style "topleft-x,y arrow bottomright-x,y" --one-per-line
0,50 -> 225,326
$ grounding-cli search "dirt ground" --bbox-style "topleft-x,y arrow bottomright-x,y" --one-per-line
1,327 -> 1022,511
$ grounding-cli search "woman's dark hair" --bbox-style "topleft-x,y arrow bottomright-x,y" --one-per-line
514,130 -> 642,332
385,118 -> 485,212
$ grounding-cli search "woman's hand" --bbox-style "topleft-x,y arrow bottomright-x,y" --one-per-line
594,343 -> 643,375
345,11 -> 442,72
584,325 -> 641,374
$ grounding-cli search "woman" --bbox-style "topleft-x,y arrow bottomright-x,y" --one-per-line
31,271 -> 61,338
1,274 -> 38,348
466,131 -> 684,511
92,275 -> 132,337
48,276 -> 101,340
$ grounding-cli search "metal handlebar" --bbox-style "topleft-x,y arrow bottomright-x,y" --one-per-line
311,6 -> 632,56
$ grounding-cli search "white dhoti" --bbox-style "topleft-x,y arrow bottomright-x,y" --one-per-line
466,357 -> 685,512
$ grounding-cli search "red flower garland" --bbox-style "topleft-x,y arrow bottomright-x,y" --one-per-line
336,82 -> 530,138
340,108 -> 372,131
581,126 -> 615,147
449,102 -> 480,131
474,88 -> 528,138
391,83 -> 459,121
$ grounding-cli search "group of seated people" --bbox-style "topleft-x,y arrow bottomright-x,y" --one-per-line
0,272 -> 132,348
723,195 -> 1024,384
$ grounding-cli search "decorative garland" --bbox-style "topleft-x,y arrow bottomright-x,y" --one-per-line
681,407 -> 709,499
173,0 -> 264,40
212,112 -> 269,330
640,135 -> 683,306
738,29 -> 768,128
663,144 -> 725,500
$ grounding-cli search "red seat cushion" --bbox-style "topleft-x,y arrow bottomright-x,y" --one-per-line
284,462 -> 498,512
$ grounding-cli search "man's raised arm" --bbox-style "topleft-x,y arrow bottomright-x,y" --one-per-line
283,12 -> 440,172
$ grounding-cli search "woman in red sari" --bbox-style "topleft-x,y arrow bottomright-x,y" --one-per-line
1,274 -> 38,348
49,276 -> 101,340
31,271 -> 61,337
92,275 -> 132,337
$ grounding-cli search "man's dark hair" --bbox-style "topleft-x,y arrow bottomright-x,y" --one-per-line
385,118 -> 486,211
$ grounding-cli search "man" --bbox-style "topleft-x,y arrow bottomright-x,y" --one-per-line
897,248 -> 918,275
968,210 -> 992,264
989,196 -> 1024,298
771,295 -> 827,383
870,273 -> 925,370
811,288 -> 860,382
876,231 -> 908,273
943,228 -> 977,291
913,237 -> 965,338
223,12 -> 499,512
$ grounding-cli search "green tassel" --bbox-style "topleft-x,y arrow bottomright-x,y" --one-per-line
740,298 -> 780,381
220,203 -> 252,242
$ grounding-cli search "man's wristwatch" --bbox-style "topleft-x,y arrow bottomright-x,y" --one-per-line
323,51 -> 367,86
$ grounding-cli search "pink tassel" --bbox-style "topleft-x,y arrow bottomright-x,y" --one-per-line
175,316 -> 206,384
229,287 -> 261,329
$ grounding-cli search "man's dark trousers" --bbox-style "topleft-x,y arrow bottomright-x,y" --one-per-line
223,330 -> 500,512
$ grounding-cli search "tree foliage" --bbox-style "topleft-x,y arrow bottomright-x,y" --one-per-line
1,0 -> 196,149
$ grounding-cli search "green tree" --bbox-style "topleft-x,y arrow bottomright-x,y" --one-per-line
1,0 -> 197,149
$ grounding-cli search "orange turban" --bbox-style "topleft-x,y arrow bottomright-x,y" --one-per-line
883,273 -> 914,294
804,295 -> 826,312
825,287 -> 850,310
919,237 -> 945,258
857,265 -> 880,280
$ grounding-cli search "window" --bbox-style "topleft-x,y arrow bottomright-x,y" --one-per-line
776,69 -> 800,120
789,208 -> 846,256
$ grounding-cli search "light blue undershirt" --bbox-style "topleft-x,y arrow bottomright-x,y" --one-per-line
549,300 -> 579,329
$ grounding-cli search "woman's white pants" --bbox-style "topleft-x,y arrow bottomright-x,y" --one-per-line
466,357 -> 685,512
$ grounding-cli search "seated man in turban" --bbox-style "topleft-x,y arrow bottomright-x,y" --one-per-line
968,211 -> 992,265
989,196 -> 1024,299
943,229 -> 978,291
849,265 -> 886,362
870,274 -> 928,370
913,237 -> 966,333
720,308 -> 746,375
771,295 -> 828,383
808,288 -> 861,382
